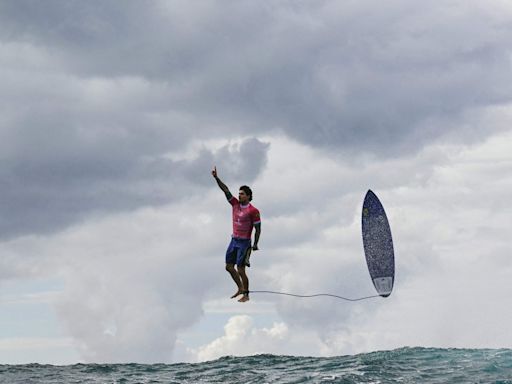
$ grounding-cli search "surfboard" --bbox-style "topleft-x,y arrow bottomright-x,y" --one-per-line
362,190 -> 395,297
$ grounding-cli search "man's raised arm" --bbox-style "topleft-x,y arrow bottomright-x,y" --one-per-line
212,166 -> 233,201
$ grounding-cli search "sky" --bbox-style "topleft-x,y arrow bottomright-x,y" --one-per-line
1,0 -> 512,364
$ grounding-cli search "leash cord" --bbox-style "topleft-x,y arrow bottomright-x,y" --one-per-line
249,290 -> 381,302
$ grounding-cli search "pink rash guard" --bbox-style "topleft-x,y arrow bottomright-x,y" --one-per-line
229,196 -> 261,239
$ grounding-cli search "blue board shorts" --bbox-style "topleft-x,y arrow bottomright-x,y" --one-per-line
225,237 -> 252,267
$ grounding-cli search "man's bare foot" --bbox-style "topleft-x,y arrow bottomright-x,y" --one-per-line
231,290 -> 242,299
238,295 -> 250,303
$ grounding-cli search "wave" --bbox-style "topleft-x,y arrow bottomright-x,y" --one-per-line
1,347 -> 512,383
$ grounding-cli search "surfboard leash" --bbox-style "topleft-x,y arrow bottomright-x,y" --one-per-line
248,290 -> 381,301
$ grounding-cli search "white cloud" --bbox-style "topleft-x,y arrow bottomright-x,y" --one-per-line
191,315 -> 324,362
1,190 -> 237,363
227,127 -> 512,355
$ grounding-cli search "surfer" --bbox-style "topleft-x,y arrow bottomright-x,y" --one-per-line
212,166 -> 261,303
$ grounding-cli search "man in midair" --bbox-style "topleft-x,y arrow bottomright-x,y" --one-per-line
212,166 -> 261,303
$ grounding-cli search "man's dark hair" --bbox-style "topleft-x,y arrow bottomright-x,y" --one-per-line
239,185 -> 253,201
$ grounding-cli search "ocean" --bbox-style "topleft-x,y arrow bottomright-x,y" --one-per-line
1,347 -> 511,383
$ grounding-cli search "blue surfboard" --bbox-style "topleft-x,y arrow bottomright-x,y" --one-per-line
362,190 -> 395,297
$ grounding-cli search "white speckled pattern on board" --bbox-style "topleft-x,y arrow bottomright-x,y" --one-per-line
362,190 -> 395,297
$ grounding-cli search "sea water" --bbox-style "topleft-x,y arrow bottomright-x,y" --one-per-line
1,347 -> 511,383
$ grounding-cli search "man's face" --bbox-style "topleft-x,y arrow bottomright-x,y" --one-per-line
239,190 -> 249,204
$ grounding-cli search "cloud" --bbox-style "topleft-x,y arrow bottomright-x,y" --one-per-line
0,134 -> 269,239
193,125 -> 512,359
2,126 -> 512,362
2,0 -> 512,363
194,315 -> 287,361
191,315 -> 325,362
1,190 -> 240,362
3,1 -> 511,149
2,0 -> 511,240
212,127 -> 511,355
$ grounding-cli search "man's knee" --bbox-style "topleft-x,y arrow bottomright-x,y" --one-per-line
226,264 -> 236,273
236,265 -> 246,275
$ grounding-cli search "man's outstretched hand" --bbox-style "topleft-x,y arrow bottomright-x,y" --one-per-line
212,166 -> 218,178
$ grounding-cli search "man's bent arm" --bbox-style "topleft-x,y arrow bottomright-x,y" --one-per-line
253,223 -> 261,250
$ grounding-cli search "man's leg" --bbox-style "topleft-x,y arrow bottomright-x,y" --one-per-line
226,264 -> 243,298
237,265 -> 249,302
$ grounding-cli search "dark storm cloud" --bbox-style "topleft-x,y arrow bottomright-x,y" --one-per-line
1,0 -> 511,237
0,135 -> 268,239
3,0 -> 510,145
